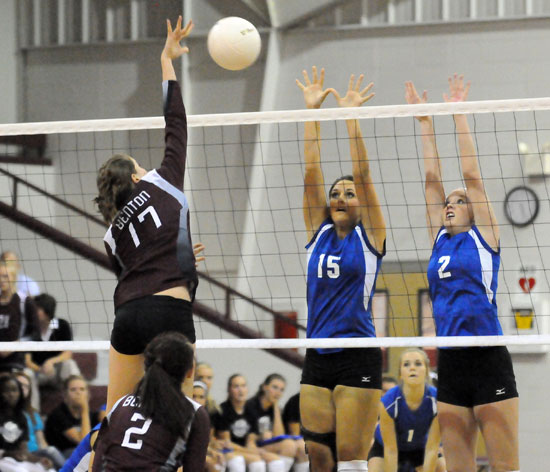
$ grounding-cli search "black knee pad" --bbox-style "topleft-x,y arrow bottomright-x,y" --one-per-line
300,425 -> 337,466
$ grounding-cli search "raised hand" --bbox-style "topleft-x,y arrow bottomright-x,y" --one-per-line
443,73 -> 471,103
296,66 -> 333,109
331,74 -> 374,108
162,16 -> 194,60
405,81 -> 430,122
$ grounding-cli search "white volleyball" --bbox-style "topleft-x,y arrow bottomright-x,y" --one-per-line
207,17 -> 261,71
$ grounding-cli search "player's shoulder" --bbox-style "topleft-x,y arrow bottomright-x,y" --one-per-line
426,385 -> 437,399
382,385 -> 402,405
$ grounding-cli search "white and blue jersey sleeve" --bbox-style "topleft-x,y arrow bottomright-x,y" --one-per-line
427,226 -> 502,337
374,385 -> 437,452
306,218 -> 384,353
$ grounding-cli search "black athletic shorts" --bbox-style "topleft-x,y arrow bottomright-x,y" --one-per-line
367,440 -> 425,467
437,346 -> 518,407
111,295 -> 195,355
301,347 -> 382,390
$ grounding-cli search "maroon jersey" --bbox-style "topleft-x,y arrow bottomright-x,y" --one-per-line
93,394 -> 210,472
103,80 -> 198,309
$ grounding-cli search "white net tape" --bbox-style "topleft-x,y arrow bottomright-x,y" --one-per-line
2,98 -> 550,135
2,334 -> 550,352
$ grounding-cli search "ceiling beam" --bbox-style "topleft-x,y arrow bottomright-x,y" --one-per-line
266,0 -> 350,28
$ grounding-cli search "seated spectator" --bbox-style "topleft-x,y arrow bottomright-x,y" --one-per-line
195,361 -> 220,416
0,262 -> 40,373
193,380 -> 246,472
247,374 -> 308,472
45,375 -> 98,458
14,371 -> 65,469
0,373 -> 55,472
25,293 -> 80,387
213,374 -> 284,472
282,392 -> 299,436
0,251 -> 41,297
281,392 -> 308,471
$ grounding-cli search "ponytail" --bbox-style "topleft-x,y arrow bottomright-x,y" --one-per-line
136,332 -> 195,437
95,154 -> 136,223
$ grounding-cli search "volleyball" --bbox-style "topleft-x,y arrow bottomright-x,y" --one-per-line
207,17 -> 261,71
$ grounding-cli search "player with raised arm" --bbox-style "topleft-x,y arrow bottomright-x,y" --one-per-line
405,75 -> 519,472
295,67 -> 386,472
95,16 -> 203,410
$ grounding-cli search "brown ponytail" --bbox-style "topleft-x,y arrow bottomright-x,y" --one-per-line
95,154 -> 136,223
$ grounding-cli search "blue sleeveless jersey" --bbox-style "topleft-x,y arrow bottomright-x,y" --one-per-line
427,226 -> 502,337
60,423 -> 101,471
306,218 -> 384,353
374,385 -> 437,451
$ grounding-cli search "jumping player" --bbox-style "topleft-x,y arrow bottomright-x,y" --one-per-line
405,76 -> 519,472
295,67 -> 386,472
95,16 -> 201,410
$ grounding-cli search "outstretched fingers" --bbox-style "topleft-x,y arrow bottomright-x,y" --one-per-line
302,69 -> 312,86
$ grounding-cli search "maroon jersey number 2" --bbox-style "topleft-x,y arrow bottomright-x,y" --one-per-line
121,413 -> 152,450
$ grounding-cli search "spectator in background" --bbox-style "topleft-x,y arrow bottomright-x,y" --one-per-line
381,376 -> 398,395
193,380 -> 247,472
0,251 -> 40,297
247,374 -> 308,472
195,361 -> 220,416
0,262 -> 40,373
14,371 -> 66,469
213,374 -> 284,472
45,375 -> 98,458
25,293 -> 80,387
282,392 -> 309,472
0,373 -> 55,472
282,393 -> 300,437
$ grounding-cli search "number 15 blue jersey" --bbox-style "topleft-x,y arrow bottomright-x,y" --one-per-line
306,218 -> 384,353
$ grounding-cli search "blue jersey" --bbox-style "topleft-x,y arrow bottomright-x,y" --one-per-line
306,218 -> 384,353
60,423 -> 101,472
427,226 -> 502,337
374,385 -> 437,451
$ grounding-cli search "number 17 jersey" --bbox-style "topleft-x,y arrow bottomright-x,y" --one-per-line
103,81 -> 198,309
306,218 -> 384,353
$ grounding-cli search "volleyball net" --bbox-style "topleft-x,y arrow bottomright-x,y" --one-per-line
0,98 -> 549,353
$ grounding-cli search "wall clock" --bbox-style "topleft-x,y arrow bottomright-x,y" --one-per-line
504,186 -> 539,227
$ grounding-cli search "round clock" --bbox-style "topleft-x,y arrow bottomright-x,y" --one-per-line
504,186 -> 539,227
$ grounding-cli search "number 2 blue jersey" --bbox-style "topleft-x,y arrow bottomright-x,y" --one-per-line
427,226 -> 502,337
306,218 -> 384,353
374,385 -> 437,452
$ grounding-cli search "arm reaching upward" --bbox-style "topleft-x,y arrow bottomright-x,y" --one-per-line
332,74 -> 385,253
405,81 -> 445,244
158,16 -> 194,188
444,74 -> 499,249
296,66 -> 333,241
161,16 -> 193,81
